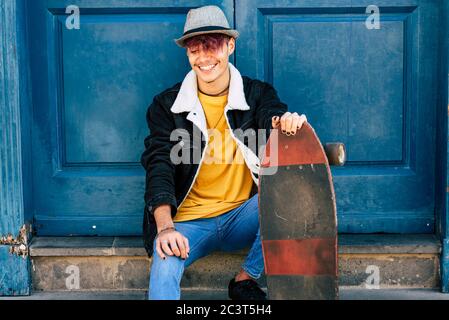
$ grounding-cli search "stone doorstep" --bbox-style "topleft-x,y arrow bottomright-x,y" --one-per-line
29,234 -> 442,257
4,288 -> 449,300
29,234 -> 443,291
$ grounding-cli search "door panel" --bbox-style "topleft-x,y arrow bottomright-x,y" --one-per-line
236,0 -> 439,232
28,0 -> 233,235
27,0 -> 440,235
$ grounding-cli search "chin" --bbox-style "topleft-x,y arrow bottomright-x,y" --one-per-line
197,72 -> 219,83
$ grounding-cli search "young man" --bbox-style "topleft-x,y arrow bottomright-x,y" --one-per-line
141,5 -> 307,300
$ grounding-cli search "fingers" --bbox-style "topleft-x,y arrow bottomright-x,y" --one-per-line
297,114 -> 307,132
279,112 -> 307,135
272,116 -> 281,128
161,238 -> 174,256
184,237 -> 190,256
176,237 -> 187,260
155,238 -> 166,260
289,113 -> 300,135
176,236 -> 190,260
157,231 -> 191,261
169,238 -> 181,257
280,112 -> 291,134
177,236 -> 191,259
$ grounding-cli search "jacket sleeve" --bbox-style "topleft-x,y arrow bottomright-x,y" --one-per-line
140,95 -> 178,218
255,81 -> 288,132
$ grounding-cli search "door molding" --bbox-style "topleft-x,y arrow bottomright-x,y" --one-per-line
0,0 -> 31,295
440,0 -> 449,294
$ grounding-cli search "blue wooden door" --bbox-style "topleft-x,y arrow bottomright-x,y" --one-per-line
236,0 -> 440,233
27,0 -> 441,236
27,0 -> 233,235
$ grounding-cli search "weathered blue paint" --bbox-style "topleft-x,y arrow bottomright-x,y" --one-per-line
443,240 -> 449,293
0,0 -> 31,296
236,0 -> 441,233
27,0 -> 234,236
18,0 -> 449,239
0,247 -> 30,296
441,0 -> 449,294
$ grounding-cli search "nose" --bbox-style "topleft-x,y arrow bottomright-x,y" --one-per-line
196,48 -> 215,63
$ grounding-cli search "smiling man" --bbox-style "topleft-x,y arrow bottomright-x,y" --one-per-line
141,5 -> 307,300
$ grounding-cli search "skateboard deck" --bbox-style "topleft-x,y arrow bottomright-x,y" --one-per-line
258,123 -> 339,300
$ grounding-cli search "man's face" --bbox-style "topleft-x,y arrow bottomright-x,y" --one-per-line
186,37 -> 235,84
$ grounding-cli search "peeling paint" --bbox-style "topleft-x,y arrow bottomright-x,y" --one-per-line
0,224 -> 30,258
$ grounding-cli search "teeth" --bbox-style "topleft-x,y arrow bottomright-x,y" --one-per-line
199,64 -> 216,71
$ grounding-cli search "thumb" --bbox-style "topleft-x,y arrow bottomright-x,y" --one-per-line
272,116 -> 280,128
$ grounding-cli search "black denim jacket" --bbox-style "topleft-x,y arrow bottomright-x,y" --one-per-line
141,65 -> 288,257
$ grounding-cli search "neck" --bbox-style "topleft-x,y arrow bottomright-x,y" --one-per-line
197,64 -> 230,96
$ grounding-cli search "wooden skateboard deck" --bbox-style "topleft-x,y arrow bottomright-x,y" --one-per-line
258,123 -> 339,300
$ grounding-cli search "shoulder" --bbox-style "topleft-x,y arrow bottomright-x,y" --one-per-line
241,76 -> 278,103
242,76 -> 276,92
242,76 -> 264,88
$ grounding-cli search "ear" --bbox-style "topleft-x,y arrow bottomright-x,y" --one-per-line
227,37 -> 236,56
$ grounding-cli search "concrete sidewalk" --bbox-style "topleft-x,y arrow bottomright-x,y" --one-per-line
1,288 -> 449,300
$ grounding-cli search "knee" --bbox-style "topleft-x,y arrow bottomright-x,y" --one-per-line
150,254 -> 185,281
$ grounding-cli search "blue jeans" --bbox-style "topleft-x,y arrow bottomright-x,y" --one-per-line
148,193 -> 263,300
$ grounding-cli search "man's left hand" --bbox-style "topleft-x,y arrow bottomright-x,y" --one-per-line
272,112 -> 307,136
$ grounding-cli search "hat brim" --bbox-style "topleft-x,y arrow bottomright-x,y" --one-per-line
174,29 -> 239,48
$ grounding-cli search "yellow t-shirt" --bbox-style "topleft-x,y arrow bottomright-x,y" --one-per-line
173,91 -> 254,222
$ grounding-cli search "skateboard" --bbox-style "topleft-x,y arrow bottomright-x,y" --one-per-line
258,122 -> 344,300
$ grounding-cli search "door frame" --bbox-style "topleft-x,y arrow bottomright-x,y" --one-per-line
0,0 -> 31,296
437,0 -> 449,293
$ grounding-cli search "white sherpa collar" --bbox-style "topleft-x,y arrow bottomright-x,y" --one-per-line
170,62 -> 250,113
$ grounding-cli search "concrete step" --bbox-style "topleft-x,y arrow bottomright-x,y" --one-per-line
2,288 -> 449,300
29,234 -> 442,292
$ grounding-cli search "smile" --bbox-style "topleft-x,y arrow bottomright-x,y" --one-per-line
198,63 -> 218,72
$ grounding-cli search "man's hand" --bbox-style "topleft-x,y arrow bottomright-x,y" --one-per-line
272,112 -> 307,136
154,204 -> 190,260
156,228 -> 190,261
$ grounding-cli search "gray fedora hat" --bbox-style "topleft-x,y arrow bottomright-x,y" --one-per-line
175,5 -> 239,47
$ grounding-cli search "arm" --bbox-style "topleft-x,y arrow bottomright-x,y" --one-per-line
255,82 -> 288,132
141,96 -> 189,259
141,95 -> 177,218
153,204 -> 189,260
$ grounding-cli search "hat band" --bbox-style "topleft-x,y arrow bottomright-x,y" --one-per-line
183,26 -> 231,36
